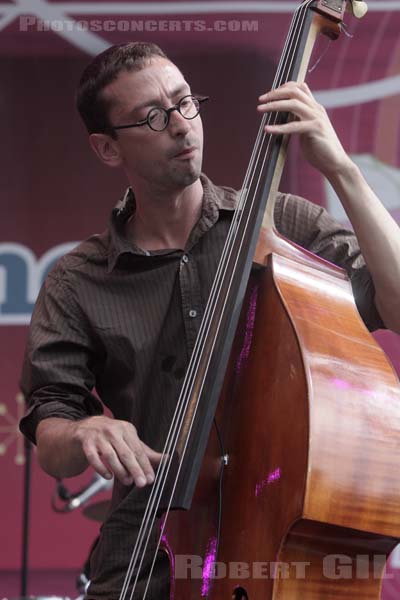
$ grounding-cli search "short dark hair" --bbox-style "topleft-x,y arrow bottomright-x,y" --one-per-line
76,41 -> 168,137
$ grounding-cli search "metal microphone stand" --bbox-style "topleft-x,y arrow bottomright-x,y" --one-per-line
20,435 -> 32,597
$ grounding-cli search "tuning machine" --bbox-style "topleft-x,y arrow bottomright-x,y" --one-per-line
347,0 -> 368,19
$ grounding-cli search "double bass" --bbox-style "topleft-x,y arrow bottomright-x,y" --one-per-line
119,1 -> 400,598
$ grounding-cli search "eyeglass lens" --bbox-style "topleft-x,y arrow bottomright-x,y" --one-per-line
148,96 -> 200,131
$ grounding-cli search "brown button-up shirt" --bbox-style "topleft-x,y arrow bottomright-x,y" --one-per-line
19,173 -> 383,598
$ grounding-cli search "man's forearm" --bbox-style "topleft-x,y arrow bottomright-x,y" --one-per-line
327,160 -> 400,333
36,417 -> 89,479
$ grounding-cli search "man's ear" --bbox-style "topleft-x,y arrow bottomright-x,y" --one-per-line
89,133 -> 122,168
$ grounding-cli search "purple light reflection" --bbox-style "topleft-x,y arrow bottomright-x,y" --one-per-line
255,467 -> 281,497
332,378 -> 351,390
161,526 -> 175,599
201,536 -> 218,597
332,377 -> 378,397
235,284 -> 259,374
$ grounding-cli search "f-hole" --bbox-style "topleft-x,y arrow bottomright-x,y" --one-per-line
232,586 -> 249,600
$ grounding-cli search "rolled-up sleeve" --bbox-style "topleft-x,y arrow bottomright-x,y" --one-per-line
19,268 -> 103,444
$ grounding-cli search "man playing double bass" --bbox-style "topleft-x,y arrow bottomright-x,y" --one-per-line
19,42 -> 400,599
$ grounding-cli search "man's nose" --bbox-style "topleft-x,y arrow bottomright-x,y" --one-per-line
168,109 -> 191,136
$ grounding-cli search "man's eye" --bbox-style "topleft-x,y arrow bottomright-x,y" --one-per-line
148,110 -> 161,124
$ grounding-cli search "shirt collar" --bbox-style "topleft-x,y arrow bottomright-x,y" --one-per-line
107,173 -> 237,272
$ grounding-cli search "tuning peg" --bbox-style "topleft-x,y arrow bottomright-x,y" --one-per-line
347,0 -> 368,19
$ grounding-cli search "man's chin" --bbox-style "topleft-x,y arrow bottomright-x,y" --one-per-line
171,163 -> 202,188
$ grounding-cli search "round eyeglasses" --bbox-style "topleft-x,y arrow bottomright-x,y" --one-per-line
111,94 -> 209,133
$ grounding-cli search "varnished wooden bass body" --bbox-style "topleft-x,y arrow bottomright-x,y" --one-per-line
163,228 -> 400,598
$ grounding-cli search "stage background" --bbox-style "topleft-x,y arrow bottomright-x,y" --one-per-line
0,0 -> 399,597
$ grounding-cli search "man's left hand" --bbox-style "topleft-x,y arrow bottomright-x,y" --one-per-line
257,81 -> 352,180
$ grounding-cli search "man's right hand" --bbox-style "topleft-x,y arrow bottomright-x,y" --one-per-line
72,415 -> 163,487
36,416 -> 164,487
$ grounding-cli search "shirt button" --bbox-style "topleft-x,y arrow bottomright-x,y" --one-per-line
182,254 -> 189,263
189,309 -> 197,318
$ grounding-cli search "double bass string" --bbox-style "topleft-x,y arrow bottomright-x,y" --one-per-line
119,2 -> 314,598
